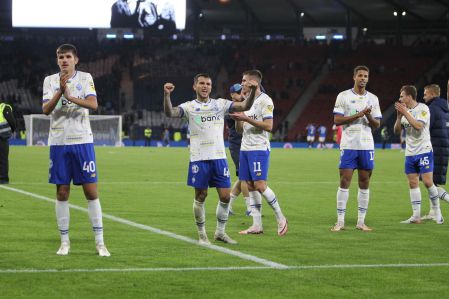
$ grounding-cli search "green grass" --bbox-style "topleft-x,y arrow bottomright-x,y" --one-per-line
1,146 -> 449,298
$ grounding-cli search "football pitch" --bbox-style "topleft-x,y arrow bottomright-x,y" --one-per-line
1,146 -> 449,298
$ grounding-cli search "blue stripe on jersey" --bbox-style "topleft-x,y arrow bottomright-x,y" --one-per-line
333,112 -> 344,115
263,116 -> 273,120
85,94 -> 96,98
228,102 -> 234,113
42,98 -> 49,103
179,106 -> 185,118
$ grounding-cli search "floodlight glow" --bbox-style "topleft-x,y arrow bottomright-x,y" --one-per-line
332,35 -> 344,40
402,11 -> 406,16
123,34 -> 134,39
106,34 -> 116,39
393,11 -> 398,16
315,35 -> 326,40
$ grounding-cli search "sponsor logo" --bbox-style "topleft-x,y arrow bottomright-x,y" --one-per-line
248,114 -> 258,120
194,114 -> 221,124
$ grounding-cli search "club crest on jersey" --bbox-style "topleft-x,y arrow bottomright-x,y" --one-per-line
76,83 -> 82,91
191,164 -> 199,174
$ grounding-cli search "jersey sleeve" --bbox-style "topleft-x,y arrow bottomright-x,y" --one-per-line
84,73 -> 97,98
42,76 -> 53,104
218,98 -> 233,114
178,101 -> 189,119
416,105 -> 430,124
262,97 -> 274,120
333,93 -> 345,115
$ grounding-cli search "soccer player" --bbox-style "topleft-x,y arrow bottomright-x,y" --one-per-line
306,123 -> 316,148
394,85 -> 443,224
421,84 -> 449,222
331,65 -> 381,232
227,83 -> 251,216
231,70 -> 288,236
42,44 -> 110,256
163,74 -> 257,245
317,124 -> 327,149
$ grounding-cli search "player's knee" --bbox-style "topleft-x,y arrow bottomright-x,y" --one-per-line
253,181 -> 267,193
56,190 -> 70,201
196,190 -> 208,201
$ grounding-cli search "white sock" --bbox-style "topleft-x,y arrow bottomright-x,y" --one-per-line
87,199 -> 104,246
437,186 -> 449,203
410,187 -> 421,219
428,185 -> 441,218
357,189 -> 369,225
336,187 -> 349,224
262,186 -> 285,222
55,200 -> 70,243
244,196 -> 251,211
216,201 -> 229,234
193,199 -> 206,233
249,191 -> 262,228
229,193 -> 237,209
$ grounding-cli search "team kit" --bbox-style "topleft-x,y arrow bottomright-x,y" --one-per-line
43,44 -> 448,256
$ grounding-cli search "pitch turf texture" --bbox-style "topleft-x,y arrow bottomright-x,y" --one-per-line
1,147 -> 449,298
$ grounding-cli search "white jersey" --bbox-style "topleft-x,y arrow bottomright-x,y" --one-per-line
179,98 -> 232,162
241,93 -> 273,151
400,103 -> 432,156
43,71 -> 96,146
333,88 -> 382,150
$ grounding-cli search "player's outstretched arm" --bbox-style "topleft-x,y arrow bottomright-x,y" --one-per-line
230,81 -> 258,112
163,83 -> 182,118
231,112 -> 273,132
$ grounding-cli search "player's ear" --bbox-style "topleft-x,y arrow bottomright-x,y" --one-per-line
74,56 -> 79,65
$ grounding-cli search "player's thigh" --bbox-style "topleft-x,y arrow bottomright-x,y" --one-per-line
216,187 -> 231,202
339,149 -> 358,170
71,143 -> 98,186
209,159 -> 231,189
187,161 -> 210,189
82,183 -> 99,200
420,172 -> 434,188
49,145 -> 71,185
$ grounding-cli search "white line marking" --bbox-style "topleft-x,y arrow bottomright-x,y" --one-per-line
2,263 -> 449,274
0,185 -> 287,269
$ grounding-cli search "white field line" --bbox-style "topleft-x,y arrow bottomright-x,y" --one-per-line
2,263 -> 449,274
0,185 -> 287,269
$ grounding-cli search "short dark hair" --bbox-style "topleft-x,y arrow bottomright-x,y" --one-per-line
193,73 -> 211,84
401,85 -> 417,100
242,69 -> 263,83
353,65 -> 369,76
56,44 -> 78,57
424,84 -> 441,97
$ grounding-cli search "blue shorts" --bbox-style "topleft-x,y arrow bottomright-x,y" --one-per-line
239,150 -> 270,181
405,152 -> 434,175
187,159 -> 231,189
49,143 -> 98,185
339,149 -> 374,170
229,144 -> 241,176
